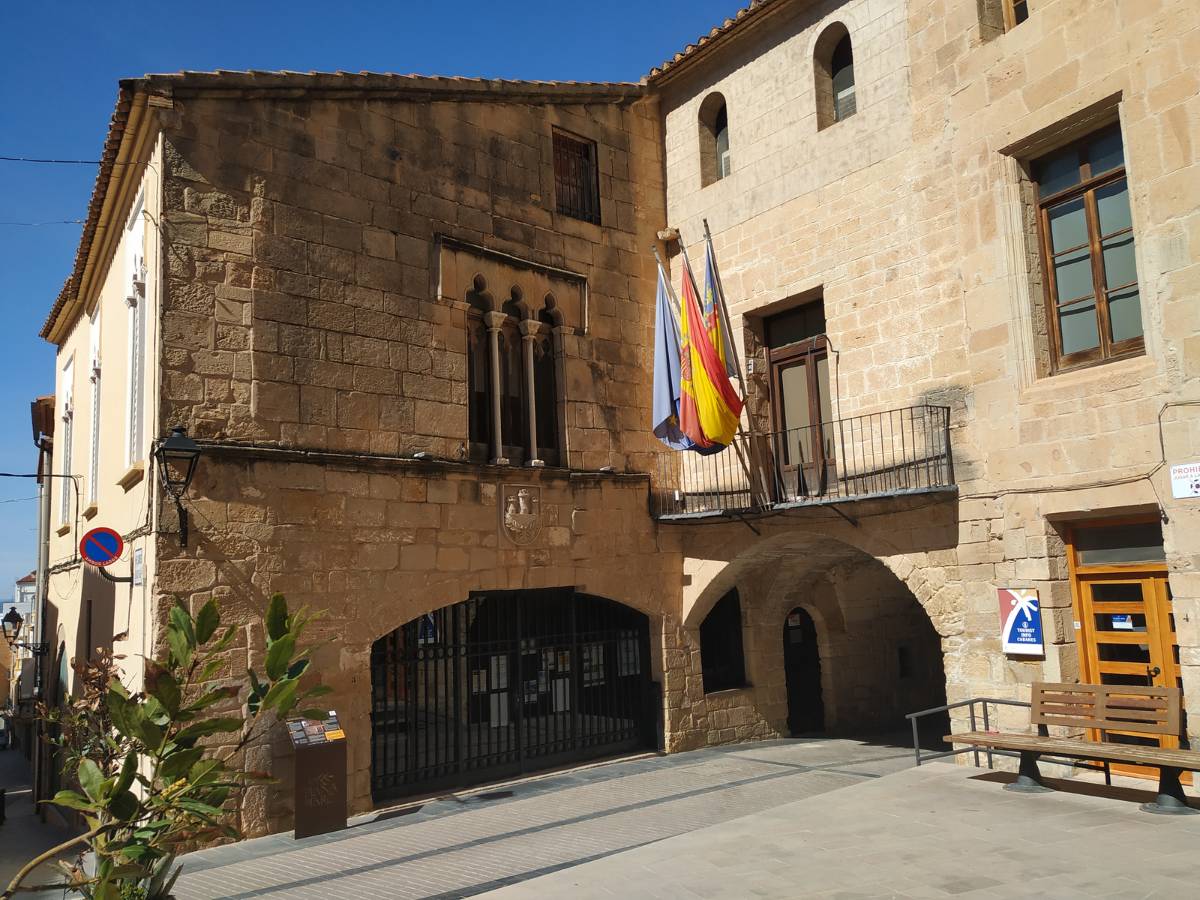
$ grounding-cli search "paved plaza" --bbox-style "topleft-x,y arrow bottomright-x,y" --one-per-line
174,737 -> 919,899
171,737 -> 1200,899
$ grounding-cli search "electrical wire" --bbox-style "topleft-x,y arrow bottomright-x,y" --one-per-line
0,156 -> 102,164
0,220 -> 85,226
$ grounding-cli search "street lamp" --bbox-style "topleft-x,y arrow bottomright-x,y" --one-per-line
154,426 -> 202,547
2,607 -> 47,656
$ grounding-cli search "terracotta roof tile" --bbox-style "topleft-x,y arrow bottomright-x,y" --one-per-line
646,0 -> 777,82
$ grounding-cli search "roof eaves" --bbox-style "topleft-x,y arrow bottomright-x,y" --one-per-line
646,0 -> 780,85
143,70 -> 645,102
39,81 -> 138,342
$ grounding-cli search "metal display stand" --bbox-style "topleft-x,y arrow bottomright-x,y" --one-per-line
287,711 -> 348,839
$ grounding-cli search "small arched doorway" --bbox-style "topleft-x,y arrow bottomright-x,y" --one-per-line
784,607 -> 824,735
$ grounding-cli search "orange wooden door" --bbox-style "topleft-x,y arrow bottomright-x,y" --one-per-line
1076,572 -> 1185,778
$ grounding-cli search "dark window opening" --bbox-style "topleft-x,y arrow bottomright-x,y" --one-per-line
699,93 -> 731,187
1006,0 -> 1030,29
898,645 -> 912,679
764,300 -> 827,349
715,106 -> 730,178
1073,520 -> 1164,567
831,36 -> 856,122
467,315 -> 492,461
815,24 -> 855,130
553,130 -> 601,225
700,589 -> 747,693
534,333 -> 561,466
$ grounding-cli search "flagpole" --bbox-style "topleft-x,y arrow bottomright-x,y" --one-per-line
678,239 -> 759,507
701,219 -> 773,506
651,245 -> 681,330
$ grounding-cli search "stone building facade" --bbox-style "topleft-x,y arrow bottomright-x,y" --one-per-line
34,0 -> 1200,836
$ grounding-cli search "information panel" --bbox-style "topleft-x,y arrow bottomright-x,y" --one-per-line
997,588 -> 1044,656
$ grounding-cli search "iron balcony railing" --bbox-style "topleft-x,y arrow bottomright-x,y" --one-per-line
652,404 -> 954,520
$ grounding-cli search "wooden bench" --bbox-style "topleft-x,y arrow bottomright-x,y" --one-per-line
948,682 -> 1200,815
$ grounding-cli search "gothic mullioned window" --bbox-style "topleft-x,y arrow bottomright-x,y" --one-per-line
466,278 -> 563,466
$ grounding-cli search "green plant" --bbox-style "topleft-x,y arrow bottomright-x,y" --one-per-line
3,594 -> 330,900
38,649 -> 133,781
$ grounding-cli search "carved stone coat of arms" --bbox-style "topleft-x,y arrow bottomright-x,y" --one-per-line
500,484 -> 541,545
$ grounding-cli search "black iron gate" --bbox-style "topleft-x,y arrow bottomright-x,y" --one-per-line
370,588 -> 653,802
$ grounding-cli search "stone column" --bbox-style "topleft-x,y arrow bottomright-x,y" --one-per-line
484,311 -> 509,466
519,319 -> 544,467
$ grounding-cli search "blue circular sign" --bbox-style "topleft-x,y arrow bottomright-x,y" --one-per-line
80,527 -> 124,567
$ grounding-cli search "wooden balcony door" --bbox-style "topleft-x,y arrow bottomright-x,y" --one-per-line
769,339 -> 834,499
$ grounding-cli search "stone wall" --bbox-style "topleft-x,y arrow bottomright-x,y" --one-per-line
658,0 -> 1200,747
153,450 -> 682,834
154,78 -> 667,473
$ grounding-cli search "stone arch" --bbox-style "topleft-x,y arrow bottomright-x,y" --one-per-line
682,529 -> 957,640
681,527 -> 952,739
360,571 -> 670,653
539,292 -> 563,327
813,21 -> 855,130
503,284 -> 528,319
467,273 -> 494,312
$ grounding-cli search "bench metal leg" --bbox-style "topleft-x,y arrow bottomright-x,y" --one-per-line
1004,750 -> 1052,794
1140,767 -> 1198,816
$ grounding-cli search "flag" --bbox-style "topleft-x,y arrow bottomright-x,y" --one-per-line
651,262 -> 693,451
703,235 -> 739,381
679,252 -> 743,448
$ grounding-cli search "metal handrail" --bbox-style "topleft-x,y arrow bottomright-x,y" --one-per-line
907,697 -> 1110,775
906,697 -> 1031,769
652,404 -> 954,520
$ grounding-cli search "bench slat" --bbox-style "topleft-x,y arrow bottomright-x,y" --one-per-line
947,731 -> 1200,770
1029,682 -> 1181,738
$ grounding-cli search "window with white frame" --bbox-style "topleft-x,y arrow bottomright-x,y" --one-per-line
88,308 -> 101,506
125,193 -> 146,467
59,356 -> 75,525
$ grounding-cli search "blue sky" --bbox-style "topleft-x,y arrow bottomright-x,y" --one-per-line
0,0 -> 739,595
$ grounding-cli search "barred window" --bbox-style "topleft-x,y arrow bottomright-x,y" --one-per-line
553,130 -> 601,225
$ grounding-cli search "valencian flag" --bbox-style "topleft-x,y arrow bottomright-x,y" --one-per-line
678,250 -> 743,448
702,235 -> 739,382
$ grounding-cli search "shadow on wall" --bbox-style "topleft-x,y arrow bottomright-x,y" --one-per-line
79,564 -> 116,665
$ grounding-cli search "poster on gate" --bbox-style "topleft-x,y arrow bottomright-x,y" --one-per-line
997,588 -> 1044,656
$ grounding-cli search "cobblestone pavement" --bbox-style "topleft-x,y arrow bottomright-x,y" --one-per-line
174,736 -> 919,899
490,762 -> 1200,900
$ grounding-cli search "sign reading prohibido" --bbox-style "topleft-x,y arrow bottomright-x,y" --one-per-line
288,710 -> 347,839
997,588 -> 1044,656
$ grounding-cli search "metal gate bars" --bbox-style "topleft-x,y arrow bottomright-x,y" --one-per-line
370,588 -> 653,802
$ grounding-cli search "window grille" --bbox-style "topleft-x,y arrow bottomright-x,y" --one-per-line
553,131 -> 601,225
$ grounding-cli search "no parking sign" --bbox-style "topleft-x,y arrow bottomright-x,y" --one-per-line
80,527 -> 124,567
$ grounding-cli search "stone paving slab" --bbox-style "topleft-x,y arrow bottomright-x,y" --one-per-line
174,736 -> 919,899
487,763 -> 1200,900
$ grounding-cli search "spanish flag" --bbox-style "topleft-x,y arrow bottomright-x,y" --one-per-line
678,252 -> 743,449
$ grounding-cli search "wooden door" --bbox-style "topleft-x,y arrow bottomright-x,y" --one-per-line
1075,572 -> 1185,776
769,344 -> 834,499
1067,518 -> 1185,779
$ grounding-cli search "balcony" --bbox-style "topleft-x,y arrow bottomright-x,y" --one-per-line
651,405 -> 954,520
